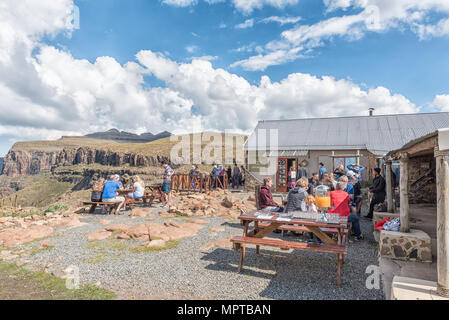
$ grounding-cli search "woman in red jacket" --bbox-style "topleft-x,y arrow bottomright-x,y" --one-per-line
329,181 -> 363,241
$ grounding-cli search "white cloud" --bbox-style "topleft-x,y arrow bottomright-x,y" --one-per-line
186,45 -> 199,53
261,16 -> 301,25
433,94 -> 449,111
235,19 -> 254,29
231,0 -> 299,13
163,0 -> 299,13
137,50 -> 418,132
0,0 -> 431,155
162,0 -> 198,7
233,0 -> 449,71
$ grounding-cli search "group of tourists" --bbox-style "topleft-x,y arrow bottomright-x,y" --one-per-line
91,173 -> 146,213
258,162 -> 376,242
90,161 -> 175,213
210,163 -> 245,189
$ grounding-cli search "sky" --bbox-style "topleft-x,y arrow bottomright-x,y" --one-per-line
1,0 -> 449,156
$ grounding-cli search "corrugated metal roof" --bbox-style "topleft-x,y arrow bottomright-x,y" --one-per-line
244,112 -> 449,156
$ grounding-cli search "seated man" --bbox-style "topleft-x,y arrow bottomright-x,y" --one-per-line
259,177 -> 283,212
328,181 -> 363,241
101,175 -> 126,213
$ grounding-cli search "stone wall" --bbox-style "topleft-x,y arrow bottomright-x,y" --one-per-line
379,229 -> 432,263
407,155 -> 436,204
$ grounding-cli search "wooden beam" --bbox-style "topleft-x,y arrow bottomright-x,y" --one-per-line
399,153 -> 410,232
436,155 -> 449,297
386,161 -> 394,213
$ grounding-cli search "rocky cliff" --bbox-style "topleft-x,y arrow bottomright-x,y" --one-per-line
1,147 -> 170,177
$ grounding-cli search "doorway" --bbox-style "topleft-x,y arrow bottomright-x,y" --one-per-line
276,158 -> 297,192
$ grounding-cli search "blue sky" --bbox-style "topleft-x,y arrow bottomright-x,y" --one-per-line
1,0 -> 449,156
47,0 -> 449,106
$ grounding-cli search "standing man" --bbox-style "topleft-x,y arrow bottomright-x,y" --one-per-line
365,167 -> 386,219
161,161 -> 174,208
232,163 -> 240,189
298,162 -> 308,179
319,162 -> 327,180
308,172 -> 319,196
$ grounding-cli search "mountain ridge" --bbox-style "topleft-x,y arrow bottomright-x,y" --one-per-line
85,128 -> 171,143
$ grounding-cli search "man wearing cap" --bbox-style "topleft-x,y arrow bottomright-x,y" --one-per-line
365,167 -> 386,219
347,170 -> 363,214
319,162 -> 327,180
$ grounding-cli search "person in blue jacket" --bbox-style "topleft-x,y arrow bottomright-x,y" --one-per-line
319,162 -> 327,180
347,163 -> 365,181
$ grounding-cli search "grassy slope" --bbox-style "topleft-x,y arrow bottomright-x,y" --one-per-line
0,260 -> 116,300
11,136 -> 118,152
10,132 -> 248,159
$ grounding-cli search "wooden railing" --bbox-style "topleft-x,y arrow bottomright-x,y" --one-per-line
170,173 -> 229,192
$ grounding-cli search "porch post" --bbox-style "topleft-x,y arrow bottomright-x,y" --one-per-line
385,160 -> 394,213
436,154 -> 449,297
399,152 -> 410,233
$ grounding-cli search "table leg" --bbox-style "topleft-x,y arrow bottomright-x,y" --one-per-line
238,244 -> 246,272
338,228 -> 345,264
89,204 -> 97,213
337,253 -> 342,288
254,221 -> 260,254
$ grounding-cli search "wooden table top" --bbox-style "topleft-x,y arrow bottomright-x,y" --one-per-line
238,210 -> 348,228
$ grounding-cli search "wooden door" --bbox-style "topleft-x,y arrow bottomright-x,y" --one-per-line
277,158 -> 288,192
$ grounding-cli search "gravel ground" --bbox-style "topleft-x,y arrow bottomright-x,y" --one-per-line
13,196 -> 384,300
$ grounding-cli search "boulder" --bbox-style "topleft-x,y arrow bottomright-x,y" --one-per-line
86,230 -> 112,241
201,236 -> 233,251
104,224 -> 129,233
130,208 -> 153,217
115,232 -> 131,240
98,219 -> 111,225
146,239 -> 166,247
40,239 -> 51,248
126,224 -> 151,240
222,197 -> 234,208
0,225 -> 54,248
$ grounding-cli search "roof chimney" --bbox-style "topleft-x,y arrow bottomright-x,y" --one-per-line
369,108 -> 375,116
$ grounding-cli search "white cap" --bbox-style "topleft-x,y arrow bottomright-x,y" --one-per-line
347,170 -> 355,177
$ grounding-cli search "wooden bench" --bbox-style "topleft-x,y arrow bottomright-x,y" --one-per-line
231,235 -> 347,287
257,222 -> 349,243
83,201 -> 119,214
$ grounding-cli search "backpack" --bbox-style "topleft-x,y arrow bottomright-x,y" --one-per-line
91,191 -> 102,202
91,178 -> 105,202
92,178 -> 106,192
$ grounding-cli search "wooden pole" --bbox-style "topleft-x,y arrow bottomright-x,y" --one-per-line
399,153 -> 410,233
436,154 -> 449,297
386,160 -> 394,213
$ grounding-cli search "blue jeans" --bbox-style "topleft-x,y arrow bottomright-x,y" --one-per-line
348,213 -> 361,237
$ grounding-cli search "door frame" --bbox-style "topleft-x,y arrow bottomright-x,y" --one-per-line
276,157 -> 298,192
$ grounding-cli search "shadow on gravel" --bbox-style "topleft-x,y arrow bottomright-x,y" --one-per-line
200,245 -> 379,300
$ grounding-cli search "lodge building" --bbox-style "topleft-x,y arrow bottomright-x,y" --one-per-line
244,112 -> 449,192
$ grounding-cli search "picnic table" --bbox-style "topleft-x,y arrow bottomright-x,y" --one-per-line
83,184 -> 165,214
231,210 -> 349,287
